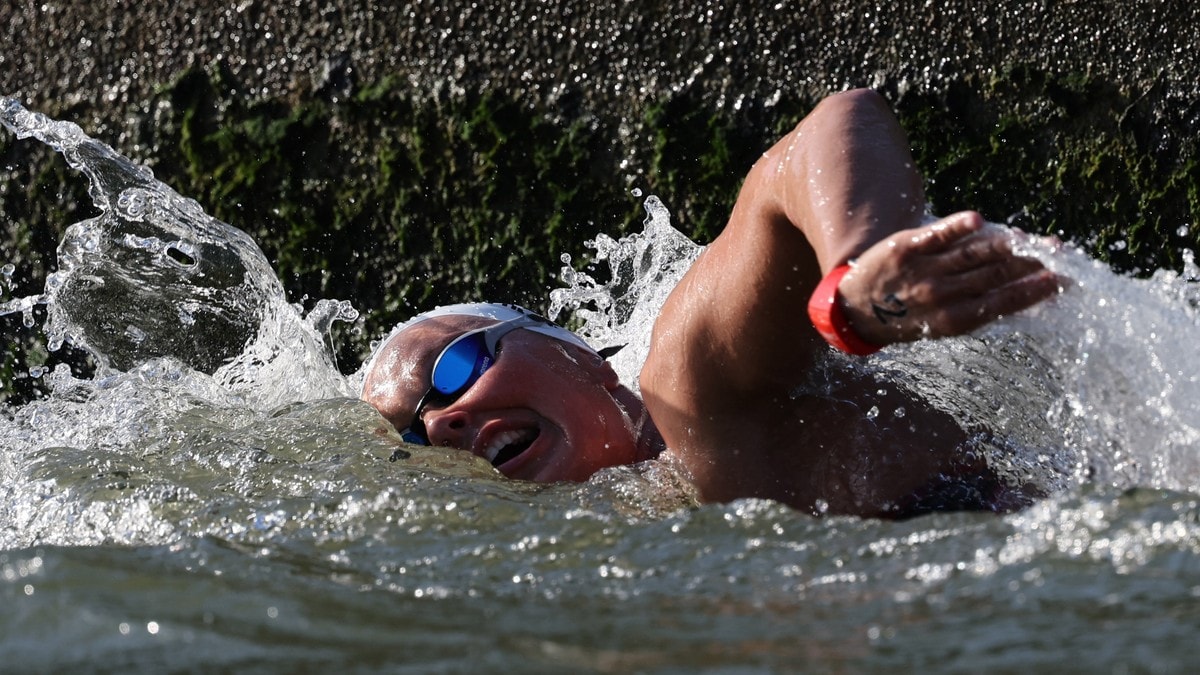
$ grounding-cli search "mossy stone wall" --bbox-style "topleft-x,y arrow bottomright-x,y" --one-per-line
2,2 -> 1199,402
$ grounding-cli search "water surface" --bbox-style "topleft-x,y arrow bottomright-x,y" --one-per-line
2,98 -> 1199,672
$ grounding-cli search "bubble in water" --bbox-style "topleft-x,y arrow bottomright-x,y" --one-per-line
178,306 -> 196,326
116,187 -> 151,220
631,187 -> 643,197
125,325 -> 147,344
165,241 -> 198,268
866,405 -> 880,420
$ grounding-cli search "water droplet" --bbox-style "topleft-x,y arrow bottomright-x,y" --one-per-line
631,187 -> 643,197
866,405 -> 879,420
894,406 -> 906,418
116,187 -> 151,220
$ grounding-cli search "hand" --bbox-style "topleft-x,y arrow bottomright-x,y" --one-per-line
836,211 -> 1061,345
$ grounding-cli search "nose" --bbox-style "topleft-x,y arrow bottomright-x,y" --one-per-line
422,408 -> 472,448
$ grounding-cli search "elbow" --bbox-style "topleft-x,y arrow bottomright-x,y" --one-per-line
813,88 -> 892,121
779,89 -> 896,146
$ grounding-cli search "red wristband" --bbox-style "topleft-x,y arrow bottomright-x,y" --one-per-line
807,264 -> 882,356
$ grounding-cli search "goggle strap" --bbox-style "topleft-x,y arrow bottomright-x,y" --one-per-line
482,315 -> 540,354
597,344 -> 625,359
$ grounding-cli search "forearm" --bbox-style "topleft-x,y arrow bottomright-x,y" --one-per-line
744,89 -> 1057,348
765,88 -> 926,273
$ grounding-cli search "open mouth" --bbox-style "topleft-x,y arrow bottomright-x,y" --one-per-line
482,427 -> 540,467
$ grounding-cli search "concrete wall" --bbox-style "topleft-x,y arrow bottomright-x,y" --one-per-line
3,1 -> 1196,136
3,1 -> 1199,398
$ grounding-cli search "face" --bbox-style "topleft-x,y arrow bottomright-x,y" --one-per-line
362,316 -> 641,482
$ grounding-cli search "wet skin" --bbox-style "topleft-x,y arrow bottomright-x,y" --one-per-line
362,316 -> 657,482
363,312 -> 1022,517
363,89 -> 1059,517
635,90 -> 1057,516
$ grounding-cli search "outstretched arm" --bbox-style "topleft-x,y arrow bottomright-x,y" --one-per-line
727,88 -> 1058,348
764,87 -> 928,273
640,89 -> 1058,493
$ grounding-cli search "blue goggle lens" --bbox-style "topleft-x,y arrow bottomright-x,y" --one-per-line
431,333 -> 492,396
399,315 -> 545,447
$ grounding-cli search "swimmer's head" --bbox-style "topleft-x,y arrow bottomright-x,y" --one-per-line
360,303 -> 598,387
362,303 -> 649,482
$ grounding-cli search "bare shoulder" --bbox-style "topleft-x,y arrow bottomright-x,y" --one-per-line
638,89 -> 934,500
639,156 -> 828,494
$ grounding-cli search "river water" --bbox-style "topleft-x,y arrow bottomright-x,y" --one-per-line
2,99 -> 1199,672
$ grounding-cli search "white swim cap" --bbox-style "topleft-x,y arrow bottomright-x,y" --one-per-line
395,303 -> 596,352
361,303 -> 598,392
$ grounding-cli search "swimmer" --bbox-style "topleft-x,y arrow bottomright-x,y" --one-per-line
362,89 -> 1061,518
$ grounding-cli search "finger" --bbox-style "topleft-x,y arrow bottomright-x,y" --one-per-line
903,211 -> 985,254
936,229 -> 1020,274
930,269 -> 1061,336
1009,227 -> 1066,252
985,269 -> 1061,318
937,256 -> 1046,299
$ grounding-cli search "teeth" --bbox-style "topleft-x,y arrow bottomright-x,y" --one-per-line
483,429 -> 535,464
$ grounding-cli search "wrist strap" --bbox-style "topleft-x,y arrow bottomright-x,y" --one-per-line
807,264 -> 882,356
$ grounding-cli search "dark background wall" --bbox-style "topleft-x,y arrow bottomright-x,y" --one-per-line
4,2 -> 1197,139
2,1 -> 1199,399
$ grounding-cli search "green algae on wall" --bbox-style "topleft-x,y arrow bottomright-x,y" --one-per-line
895,68 -> 1200,274
3,65 -> 1199,403
152,69 -> 643,354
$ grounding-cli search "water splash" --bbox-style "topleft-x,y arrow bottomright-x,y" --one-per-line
0,96 -> 354,408
0,101 -> 1198,670
1004,240 -> 1200,490
551,204 -> 1200,497
3,101 -> 1199,530
0,100 -> 696,555
549,195 -> 701,391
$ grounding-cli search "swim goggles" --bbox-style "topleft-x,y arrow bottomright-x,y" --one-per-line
399,314 -> 547,445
